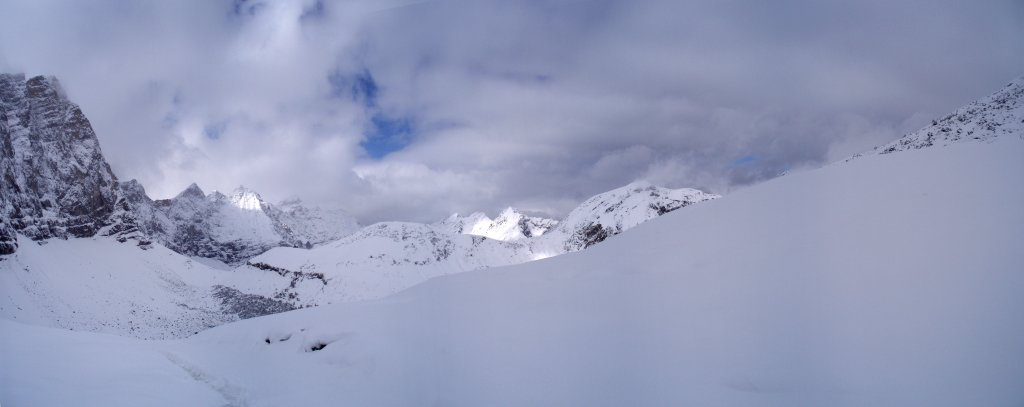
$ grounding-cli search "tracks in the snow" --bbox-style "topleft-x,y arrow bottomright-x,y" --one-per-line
163,351 -> 249,407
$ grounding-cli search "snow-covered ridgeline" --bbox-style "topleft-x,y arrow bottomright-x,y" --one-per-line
852,76 -> 1024,158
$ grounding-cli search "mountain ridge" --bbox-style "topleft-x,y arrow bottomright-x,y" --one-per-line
1,72 -> 1022,341
0,73 -> 719,267
849,76 -> 1024,160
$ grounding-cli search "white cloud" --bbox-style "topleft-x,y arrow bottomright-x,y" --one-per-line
2,0 -> 1022,222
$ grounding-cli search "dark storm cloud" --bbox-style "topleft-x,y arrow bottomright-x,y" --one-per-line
1,0 -> 1022,222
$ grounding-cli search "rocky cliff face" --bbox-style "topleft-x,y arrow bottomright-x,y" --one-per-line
0,74 -> 119,254
154,184 -> 283,263
107,183 -> 360,264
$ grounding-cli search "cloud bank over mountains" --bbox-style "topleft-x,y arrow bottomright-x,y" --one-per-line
1,0 -> 1021,222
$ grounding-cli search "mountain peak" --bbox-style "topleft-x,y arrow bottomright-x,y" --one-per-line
119,179 -> 149,201
25,75 -> 68,103
443,207 -> 557,241
547,184 -> 719,251
229,186 -> 265,211
494,207 -> 523,221
120,179 -> 145,191
176,183 -> 205,199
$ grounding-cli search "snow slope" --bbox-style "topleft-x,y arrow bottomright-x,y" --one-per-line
0,233 -> 326,339
0,181 -> 718,340
246,183 -> 717,304
247,221 -> 536,303
857,76 -> 1024,157
3,134 -> 1021,406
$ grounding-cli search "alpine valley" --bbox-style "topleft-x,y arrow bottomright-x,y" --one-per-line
1,73 -> 1022,406
0,73 -> 719,339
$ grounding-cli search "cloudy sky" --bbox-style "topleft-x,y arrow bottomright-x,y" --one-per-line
1,0 -> 1022,222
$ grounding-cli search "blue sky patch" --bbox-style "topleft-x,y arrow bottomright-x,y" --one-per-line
731,154 -> 760,166
329,68 -> 416,158
362,114 -> 414,159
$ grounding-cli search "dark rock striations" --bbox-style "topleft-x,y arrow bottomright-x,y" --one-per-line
0,74 -> 119,253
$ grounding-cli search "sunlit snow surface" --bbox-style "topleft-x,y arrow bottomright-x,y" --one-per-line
2,138 -> 1024,406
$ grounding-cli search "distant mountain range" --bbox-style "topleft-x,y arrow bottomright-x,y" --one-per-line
3,72 -> 1020,340
0,72 -> 722,337
0,72 -> 720,266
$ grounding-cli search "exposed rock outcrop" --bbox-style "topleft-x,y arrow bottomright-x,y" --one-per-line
0,74 -> 119,250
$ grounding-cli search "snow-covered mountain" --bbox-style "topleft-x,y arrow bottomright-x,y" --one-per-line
0,179 -> 720,337
433,183 -> 716,248
0,72 -> 714,272
154,184 -> 286,263
271,197 -> 360,246
0,74 -> 119,255
532,182 -> 719,253
247,222 -> 535,303
112,182 -> 360,264
246,183 -> 718,305
0,72 -> 721,339
3,91 -> 1022,405
854,76 -> 1024,158
437,208 -> 559,240
0,74 -> 360,263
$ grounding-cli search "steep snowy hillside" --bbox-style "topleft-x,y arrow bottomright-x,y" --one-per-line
857,76 -> 1024,157
0,228 -> 338,339
3,130 -> 1021,407
0,74 -> 119,254
0,235 -> 228,339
